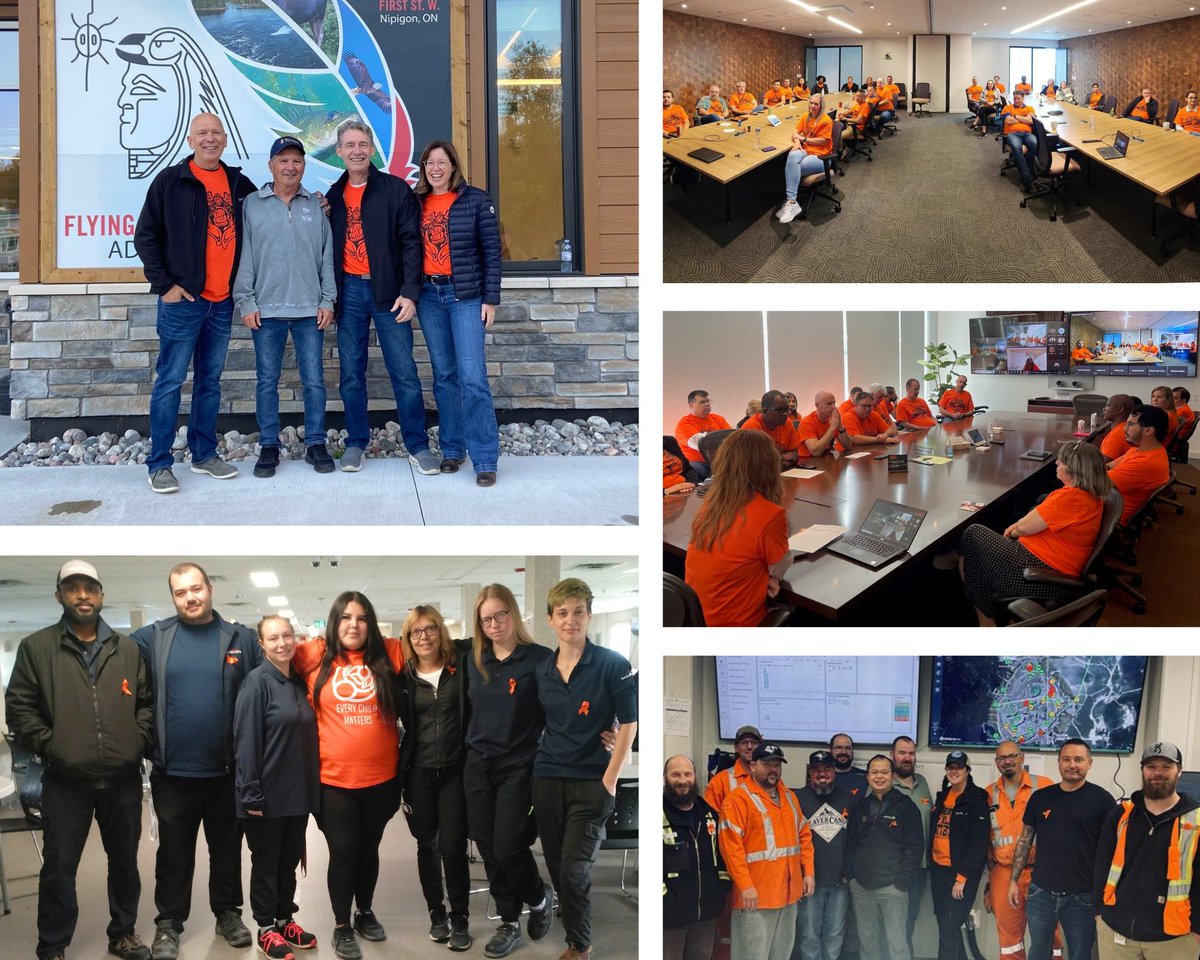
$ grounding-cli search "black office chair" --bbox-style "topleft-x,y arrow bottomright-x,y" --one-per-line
1103,93 -> 1119,114
1163,97 -> 1181,129
796,121 -> 844,220
964,89 -> 979,124
1152,188 -> 1199,256
664,435 -> 702,484
842,105 -> 874,162
1007,589 -> 1108,626
0,739 -> 45,915
911,82 -> 931,117
600,778 -> 638,898
1071,393 -> 1108,419
663,573 -> 791,627
1101,472 -> 1176,614
698,429 -> 736,470
895,82 -> 908,113
1165,416 -> 1197,496
1021,118 -> 1081,222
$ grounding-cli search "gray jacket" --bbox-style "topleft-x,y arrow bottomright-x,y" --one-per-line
232,182 -> 336,319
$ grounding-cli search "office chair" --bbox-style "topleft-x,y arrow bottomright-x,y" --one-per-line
895,81 -> 908,112
1165,415 -> 1197,496
1100,472 -> 1176,614
1021,118 -> 1080,222
0,740 -> 45,915
1071,393 -> 1108,419
796,121 -> 844,220
1103,94 -> 1119,114
698,429 -> 735,469
600,778 -> 638,898
663,573 -> 792,627
911,82 -> 931,117
1152,189 -> 1198,256
1007,589 -> 1108,626
964,89 -> 979,124
1164,98 -> 1180,129
842,105 -> 874,162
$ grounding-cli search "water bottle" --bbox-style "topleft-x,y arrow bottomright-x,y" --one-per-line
1089,111 -> 1095,132
756,127 -> 762,149
559,239 -> 572,273
1090,411 -> 1099,430
945,439 -> 954,459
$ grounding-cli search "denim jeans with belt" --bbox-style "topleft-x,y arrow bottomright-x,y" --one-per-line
251,317 -> 325,448
1025,882 -> 1095,960
794,882 -> 848,960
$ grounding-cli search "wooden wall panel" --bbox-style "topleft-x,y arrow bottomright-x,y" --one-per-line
1063,16 -> 1200,112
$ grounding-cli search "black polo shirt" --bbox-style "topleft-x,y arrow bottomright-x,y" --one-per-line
465,641 -> 552,764
534,639 -> 637,779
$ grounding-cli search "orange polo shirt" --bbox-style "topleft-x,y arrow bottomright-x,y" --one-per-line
1021,486 -> 1103,576
939,388 -> 975,415
1100,422 -> 1134,461
663,104 -> 690,135
1001,104 -> 1036,134
795,112 -> 834,156
740,413 -> 801,455
675,412 -> 733,463
895,396 -> 936,427
1109,446 -> 1170,525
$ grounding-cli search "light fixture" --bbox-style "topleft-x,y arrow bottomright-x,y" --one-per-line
789,0 -> 822,11
278,608 -> 295,620
251,571 -> 279,588
1011,0 -> 1098,34
886,21 -> 891,25
826,15 -> 863,32
267,595 -> 288,607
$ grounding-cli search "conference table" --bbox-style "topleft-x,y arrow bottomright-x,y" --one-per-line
663,410 -> 1083,624
664,93 -> 855,221
1088,349 -> 1162,364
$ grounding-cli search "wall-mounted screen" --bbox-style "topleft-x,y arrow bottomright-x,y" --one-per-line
969,315 -> 1068,374
715,656 -> 919,744
929,656 -> 1148,753
1067,312 -> 1197,378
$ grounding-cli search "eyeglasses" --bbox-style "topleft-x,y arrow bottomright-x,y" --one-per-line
423,159 -> 452,168
411,625 -> 440,638
480,610 -> 510,628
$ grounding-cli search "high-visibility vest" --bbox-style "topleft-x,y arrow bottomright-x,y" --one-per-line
988,774 -> 1052,866
1103,801 -> 1200,936
719,781 -> 812,910
705,761 -> 747,814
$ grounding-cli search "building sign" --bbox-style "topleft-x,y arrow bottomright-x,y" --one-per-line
54,0 -> 451,269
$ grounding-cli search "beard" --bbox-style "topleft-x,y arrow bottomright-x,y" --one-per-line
1143,778 -> 1177,801
665,783 -> 699,807
61,601 -> 101,628
833,758 -> 852,771
894,761 -> 915,778
810,780 -> 835,796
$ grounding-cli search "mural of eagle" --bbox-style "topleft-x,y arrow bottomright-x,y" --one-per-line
343,51 -> 392,113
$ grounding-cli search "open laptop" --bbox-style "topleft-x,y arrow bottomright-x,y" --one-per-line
827,499 -> 929,569
1097,130 -> 1130,161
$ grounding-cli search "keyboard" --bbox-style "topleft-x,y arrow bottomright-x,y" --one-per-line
840,534 -> 897,556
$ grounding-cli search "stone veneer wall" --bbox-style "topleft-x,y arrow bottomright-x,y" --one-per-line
7,277 -> 638,421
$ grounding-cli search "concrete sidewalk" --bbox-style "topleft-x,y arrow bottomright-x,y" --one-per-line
0,455 -> 638,525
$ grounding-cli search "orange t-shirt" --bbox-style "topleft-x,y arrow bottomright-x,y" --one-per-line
664,450 -> 688,490
982,88 -> 998,105
1100,422 -> 1133,461
1016,83 -> 1032,95
874,399 -> 894,421
932,790 -> 956,867
1130,99 -> 1150,121
1175,107 -> 1200,133
994,82 -> 1006,94
877,93 -> 895,112
795,112 -> 834,156
838,407 -> 890,450
685,493 -> 790,627
839,398 -> 856,414
342,181 -> 370,276
663,104 -> 690,135
1021,486 -> 1103,576
845,101 -> 870,130
967,84 -> 983,101
1177,403 -> 1195,432
675,412 -> 733,463
189,161 -> 235,302
729,92 -> 756,113
939,388 -> 975,415
1165,409 -> 1180,445
421,190 -> 456,276
764,89 -> 785,107
794,85 -> 811,101
1044,86 -> 1058,100
1109,446 -> 1170,525
895,396 -> 936,427
1089,90 -> 1104,108
740,413 -> 801,455
292,637 -> 406,789
1071,347 -> 1094,362
1001,104 -> 1035,134
796,410 -> 837,455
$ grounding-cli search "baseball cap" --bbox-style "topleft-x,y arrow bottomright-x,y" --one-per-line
269,136 -> 305,159
945,750 -> 970,768
1141,741 -> 1182,765
57,559 -> 101,587
735,725 -> 763,743
808,750 -> 836,767
752,743 -> 787,763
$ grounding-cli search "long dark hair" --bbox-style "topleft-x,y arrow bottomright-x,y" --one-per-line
311,591 -> 399,722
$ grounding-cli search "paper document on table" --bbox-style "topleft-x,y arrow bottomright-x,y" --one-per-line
789,524 -> 847,554
912,455 -> 952,465
842,451 -> 873,459
781,467 -> 824,479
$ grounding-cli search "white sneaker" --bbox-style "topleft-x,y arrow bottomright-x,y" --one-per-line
776,201 -> 793,220
778,201 -> 802,224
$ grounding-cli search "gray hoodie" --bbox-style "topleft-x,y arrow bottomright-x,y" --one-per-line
233,182 -> 336,319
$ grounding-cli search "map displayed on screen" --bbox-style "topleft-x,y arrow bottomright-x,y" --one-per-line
929,656 -> 1148,753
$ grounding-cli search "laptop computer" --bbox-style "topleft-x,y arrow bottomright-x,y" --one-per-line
827,499 -> 929,569
687,146 -> 724,163
1097,130 -> 1130,160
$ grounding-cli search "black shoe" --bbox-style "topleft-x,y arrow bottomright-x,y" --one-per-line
429,908 -> 451,943
151,923 -> 179,960
305,443 -> 335,474
353,911 -> 386,942
476,471 -> 497,487
440,457 -> 464,474
526,883 -> 554,941
332,926 -> 361,960
216,911 -> 252,948
254,446 -> 280,478
448,916 -> 472,952
484,923 -> 522,958
109,934 -> 152,960
1021,180 -> 1033,194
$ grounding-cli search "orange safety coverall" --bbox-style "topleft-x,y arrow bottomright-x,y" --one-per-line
719,777 -> 814,910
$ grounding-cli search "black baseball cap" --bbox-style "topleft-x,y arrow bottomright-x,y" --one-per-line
808,750 -> 835,767
945,750 -> 970,768
752,743 -> 788,763
269,136 -> 305,158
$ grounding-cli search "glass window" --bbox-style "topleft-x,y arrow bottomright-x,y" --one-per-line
0,26 -> 17,277
816,48 -> 840,90
841,47 -> 863,88
1009,46 -> 1063,97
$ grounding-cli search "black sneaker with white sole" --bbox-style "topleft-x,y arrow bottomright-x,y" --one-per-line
484,923 -> 522,958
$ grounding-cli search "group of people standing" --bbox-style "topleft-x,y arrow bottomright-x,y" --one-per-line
134,112 -> 502,493
5,561 -> 637,960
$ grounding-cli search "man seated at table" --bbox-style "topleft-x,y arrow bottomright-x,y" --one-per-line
729,80 -> 758,117
797,390 -> 850,457
1041,78 -> 1058,99
1100,394 -> 1135,461
740,390 -> 803,469
1173,386 -> 1195,433
1001,91 -> 1038,193
782,78 -> 797,102
1107,405 -> 1171,525
993,74 -> 1006,94
1015,76 -> 1032,95
868,383 -> 895,424
885,385 -> 899,409
966,76 -> 983,111
894,378 -> 937,428
763,80 -> 787,108
839,386 -> 865,415
663,90 -> 691,137
938,375 -> 976,420
839,391 -> 900,448
1071,339 -> 1096,363
835,90 -> 871,159
841,76 -> 860,93
696,85 -> 729,123
1122,87 -> 1158,123
871,84 -> 895,131
1174,90 -> 1200,133
675,389 -> 733,482
1087,82 -> 1105,108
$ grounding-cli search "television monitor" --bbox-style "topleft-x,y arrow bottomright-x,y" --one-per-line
715,656 -> 920,744
929,656 -> 1148,753
969,315 -> 1066,374
1065,311 -> 1198,378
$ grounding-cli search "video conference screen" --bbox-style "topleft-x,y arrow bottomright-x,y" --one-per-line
928,656 -> 1148,753
1066,312 -> 1198,378
969,316 -> 1067,375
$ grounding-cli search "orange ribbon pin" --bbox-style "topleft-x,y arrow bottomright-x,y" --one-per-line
508,678 -> 517,695
121,678 -> 132,696
578,700 -> 590,716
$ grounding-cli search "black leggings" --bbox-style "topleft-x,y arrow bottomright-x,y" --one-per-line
315,777 -> 401,924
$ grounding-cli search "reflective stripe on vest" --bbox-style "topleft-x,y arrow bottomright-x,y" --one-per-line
991,783 -> 1010,848
1104,801 -> 1200,936
742,788 -> 808,863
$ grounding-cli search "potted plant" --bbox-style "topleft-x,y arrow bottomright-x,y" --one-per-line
917,342 -> 968,403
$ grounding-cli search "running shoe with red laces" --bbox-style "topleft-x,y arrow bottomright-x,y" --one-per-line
257,928 -> 294,960
278,920 -> 317,950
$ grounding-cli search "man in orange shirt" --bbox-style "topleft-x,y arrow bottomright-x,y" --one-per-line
967,77 -> 983,112
1015,76 -> 1032,95
763,81 -> 787,108
868,384 -> 895,424
1071,339 -> 1096,363
1123,87 -> 1158,123
1099,394 -> 1135,461
728,81 -> 757,117
938,374 -> 976,420
839,386 -> 865,415
704,725 -> 763,813
840,392 -> 900,448
836,90 -> 871,159
895,378 -> 937,428
741,390 -> 803,469
992,75 -> 1006,94
696,85 -> 729,124
1001,90 -> 1038,192
1108,405 -> 1171,525
663,90 -> 691,136
1173,386 -> 1195,434
796,390 -> 850,456
675,389 -> 733,480
1174,90 -> 1200,133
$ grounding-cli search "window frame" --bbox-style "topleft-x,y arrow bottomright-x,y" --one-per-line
0,20 -> 18,280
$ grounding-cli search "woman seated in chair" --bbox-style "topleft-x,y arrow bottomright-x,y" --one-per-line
1058,80 -> 1077,104
970,80 -> 1000,134
685,430 -> 791,627
776,94 -> 834,224
958,441 -> 1111,626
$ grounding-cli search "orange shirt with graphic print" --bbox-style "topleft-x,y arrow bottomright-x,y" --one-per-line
1175,107 -> 1200,134
342,181 -> 370,276
795,112 -> 834,156
932,790 -> 957,867
421,190 -> 456,276
663,104 -> 690,135
939,388 -> 975,415
967,84 -> 983,101
895,396 -> 936,427
764,89 -> 785,107
729,92 -> 757,113
189,161 -> 236,302
1130,99 -> 1151,121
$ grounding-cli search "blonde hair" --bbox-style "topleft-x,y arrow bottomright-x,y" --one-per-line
690,430 -> 784,552
546,578 -> 593,616
1057,441 -> 1112,499
472,583 -> 534,683
400,605 -> 457,669
256,614 -> 292,641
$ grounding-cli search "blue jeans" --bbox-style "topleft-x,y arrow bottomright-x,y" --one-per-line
148,296 -> 233,472
1006,131 -> 1038,183
419,280 -> 500,473
251,317 -> 326,448
873,109 -> 895,130
785,151 -> 828,200
1025,882 -> 1095,960
336,275 -> 428,454
794,883 -> 848,960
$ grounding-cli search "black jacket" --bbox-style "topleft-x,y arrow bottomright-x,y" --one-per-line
929,777 -> 990,883
397,645 -> 470,780
419,184 -> 502,304
1123,96 -> 1159,122
663,795 -> 731,928
844,787 -> 924,891
5,619 -> 152,786
133,155 -> 257,298
327,163 -> 423,308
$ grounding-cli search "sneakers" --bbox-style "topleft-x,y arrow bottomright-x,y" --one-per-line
216,911 -> 252,948
151,923 -> 180,960
448,916 -> 472,952
429,908 -> 451,943
527,884 -> 554,941
353,911 -> 386,942
256,929 -> 294,960
340,446 -> 365,472
254,446 -> 280,478
777,200 -> 802,224
440,457 -> 464,474
277,920 -> 317,951
475,471 -> 497,487
191,456 -> 238,480
331,925 -> 361,960
484,923 -> 522,958
305,443 -> 335,474
409,448 -> 441,475
148,468 -> 180,494
108,933 -> 151,960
